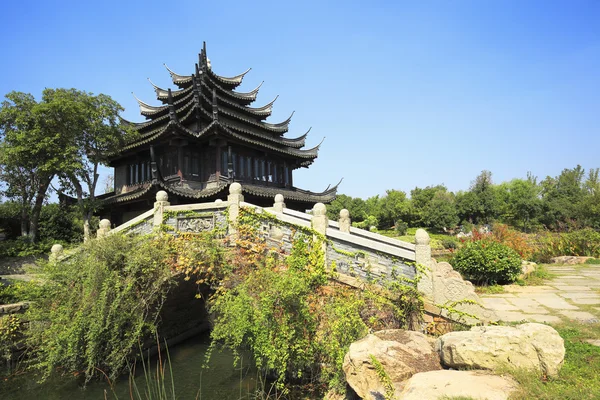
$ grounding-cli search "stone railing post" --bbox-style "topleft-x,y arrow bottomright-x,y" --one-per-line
415,228 -> 434,298
311,203 -> 328,236
96,219 -> 111,239
49,244 -> 63,263
339,209 -> 351,233
273,194 -> 285,213
153,191 -> 170,228
227,183 -> 244,234
311,202 -> 328,265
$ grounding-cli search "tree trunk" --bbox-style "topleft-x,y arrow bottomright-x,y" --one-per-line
20,206 -> 29,237
29,178 -> 51,243
83,212 -> 91,243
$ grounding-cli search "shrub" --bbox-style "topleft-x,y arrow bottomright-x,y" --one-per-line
0,237 -> 57,257
441,238 -> 459,250
490,223 -> 533,260
450,240 -> 522,284
531,228 -> 600,262
23,232 -> 226,383
395,221 -> 408,236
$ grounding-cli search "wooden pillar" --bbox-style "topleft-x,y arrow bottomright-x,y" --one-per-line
215,146 -> 221,179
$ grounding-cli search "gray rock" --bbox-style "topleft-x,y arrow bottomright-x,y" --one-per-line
342,329 -> 442,399
437,323 -> 565,377
400,370 -> 518,400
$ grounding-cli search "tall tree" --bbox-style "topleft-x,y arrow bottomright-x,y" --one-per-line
48,89 -> 134,241
0,92 -> 71,241
540,165 -> 585,230
497,174 -> 542,231
377,189 -> 411,229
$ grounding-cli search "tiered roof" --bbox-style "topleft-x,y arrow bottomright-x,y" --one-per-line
119,42 -> 321,168
102,42 -> 340,207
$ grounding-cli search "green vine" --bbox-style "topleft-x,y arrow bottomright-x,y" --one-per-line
369,355 -> 396,400
436,299 -> 482,323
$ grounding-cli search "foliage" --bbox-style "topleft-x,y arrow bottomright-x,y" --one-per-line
585,258 -> 600,265
490,223 -> 533,260
38,203 -> 83,243
0,89 -> 133,242
450,240 -> 522,284
377,189 -> 411,229
441,237 -> 459,250
24,233 -> 181,382
394,221 -> 408,236
517,264 -> 554,286
531,228 -> 600,262
209,208 -> 422,394
496,175 -> 542,232
0,236 -> 56,257
0,91 -> 63,241
474,284 -> 505,294
49,89 -> 137,240
0,314 -> 22,362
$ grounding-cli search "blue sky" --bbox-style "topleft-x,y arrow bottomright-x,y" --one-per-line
1,0 -> 599,199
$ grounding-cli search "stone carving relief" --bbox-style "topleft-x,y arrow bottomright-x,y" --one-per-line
177,216 -> 215,233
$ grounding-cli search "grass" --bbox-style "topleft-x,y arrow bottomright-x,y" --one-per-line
585,258 -> 600,265
475,284 -> 506,295
506,321 -> 600,400
516,264 -> 555,286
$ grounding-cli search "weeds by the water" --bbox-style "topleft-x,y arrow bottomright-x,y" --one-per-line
110,340 -> 177,400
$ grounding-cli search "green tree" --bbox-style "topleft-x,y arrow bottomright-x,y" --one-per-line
423,190 -> 459,231
377,189 -> 411,229
0,92 -> 72,241
456,170 -> 500,225
579,168 -> 600,229
497,174 -> 542,232
410,185 -> 455,228
326,194 -> 367,223
540,165 -> 585,230
49,89 -> 134,241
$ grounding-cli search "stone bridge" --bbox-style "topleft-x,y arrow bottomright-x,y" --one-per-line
53,183 -> 495,325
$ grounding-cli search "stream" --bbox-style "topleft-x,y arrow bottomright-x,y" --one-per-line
0,333 -> 260,400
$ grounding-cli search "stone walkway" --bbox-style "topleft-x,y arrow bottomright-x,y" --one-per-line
480,264 -> 600,324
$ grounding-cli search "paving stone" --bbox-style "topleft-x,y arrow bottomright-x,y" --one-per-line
551,285 -> 593,291
502,285 -> 556,293
560,310 -> 599,323
505,298 -> 549,314
494,311 -> 561,324
559,292 -> 600,299
481,298 -> 519,311
568,298 -> 600,305
526,294 -> 579,310
586,340 -> 600,347
481,293 -> 517,298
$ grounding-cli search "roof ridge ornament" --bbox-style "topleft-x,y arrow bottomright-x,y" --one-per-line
167,89 -> 179,122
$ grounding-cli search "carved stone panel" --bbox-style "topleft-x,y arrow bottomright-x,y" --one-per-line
177,216 -> 215,233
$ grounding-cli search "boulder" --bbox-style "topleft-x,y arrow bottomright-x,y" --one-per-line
437,323 -> 565,377
551,256 -> 592,265
520,260 -> 537,278
342,329 -> 442,399
399,370 -> 518,400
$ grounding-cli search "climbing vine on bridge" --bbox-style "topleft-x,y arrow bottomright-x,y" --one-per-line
205,205 -> 426,395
